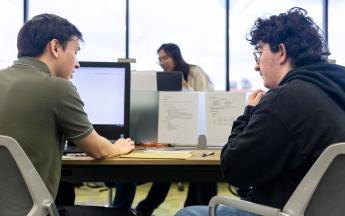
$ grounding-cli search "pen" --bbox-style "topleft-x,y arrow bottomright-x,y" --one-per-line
201,151 -> 215,157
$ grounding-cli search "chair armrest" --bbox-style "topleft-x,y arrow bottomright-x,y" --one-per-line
46,202 -> 60,216
208,195 -> 282,216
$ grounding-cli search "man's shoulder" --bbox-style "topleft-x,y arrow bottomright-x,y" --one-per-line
46,76 -> 72,87
35,75 -> 72,91
30,76 -> 77,103
259,81 -> 319,119
0,66 -> 10,72
260,81 -> 309,107
268,79 -> 310,97
0,64 -> 17,74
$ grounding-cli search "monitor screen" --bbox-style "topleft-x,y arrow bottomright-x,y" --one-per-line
72,62 -> 130,140
156,71 -> 183,91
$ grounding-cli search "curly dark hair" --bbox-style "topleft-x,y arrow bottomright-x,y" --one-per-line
246,7 -> 329,67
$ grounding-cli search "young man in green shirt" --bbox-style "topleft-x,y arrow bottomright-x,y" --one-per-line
0,13 -> 135,215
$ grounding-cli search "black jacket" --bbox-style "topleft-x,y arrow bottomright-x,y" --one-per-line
221,62 -> 345,208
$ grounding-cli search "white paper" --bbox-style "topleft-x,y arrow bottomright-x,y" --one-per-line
158,92 -> 199,145
205,91 -> 245,146
131,70 -> 157,91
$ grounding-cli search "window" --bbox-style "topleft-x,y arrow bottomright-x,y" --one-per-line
5,0 -> 331,91
129,0 -> 226,90
28,0 -> 126,61
229,1 -> 323,90
0,0 -> 23,68
328,0 -> 345,65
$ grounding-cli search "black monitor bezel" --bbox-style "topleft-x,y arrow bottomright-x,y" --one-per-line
77,61 -> 131,140
156,71 -> 183,91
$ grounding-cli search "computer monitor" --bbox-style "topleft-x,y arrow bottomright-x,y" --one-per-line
156,71 -> 183,91
71,61 -> 130,140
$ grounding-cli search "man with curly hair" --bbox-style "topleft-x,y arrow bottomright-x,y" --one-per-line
175,7 -> 345,216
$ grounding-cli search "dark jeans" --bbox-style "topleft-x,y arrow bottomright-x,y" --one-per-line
136,182 -> 171,214
113,182 -> 137,210
114,182 -> 217,213
55,181 -> 76,205
184,182 -> 218,207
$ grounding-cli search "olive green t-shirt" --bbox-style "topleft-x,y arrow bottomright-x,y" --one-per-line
0,57 -> 93,198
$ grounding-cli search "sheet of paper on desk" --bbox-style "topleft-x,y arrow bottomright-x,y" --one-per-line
119,150 -> 192,159
158,92 -> 199,145
205,91 -> 245,146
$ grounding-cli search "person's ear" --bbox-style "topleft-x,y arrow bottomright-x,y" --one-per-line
48,39 -> 60,58
278,43 -> 288,65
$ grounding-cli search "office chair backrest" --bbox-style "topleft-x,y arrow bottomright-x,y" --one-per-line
209,143 -> 345,216
0,135 -> 59,216
305,154 -> 345,215
284,142 -> 345,216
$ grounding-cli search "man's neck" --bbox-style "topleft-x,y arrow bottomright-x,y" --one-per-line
37,55 -> 55,77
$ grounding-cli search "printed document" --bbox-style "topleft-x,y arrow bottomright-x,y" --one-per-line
205,92 -> 245,146
158,92 -> 199,145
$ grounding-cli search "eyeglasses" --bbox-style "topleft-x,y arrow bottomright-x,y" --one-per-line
253,50 -> 263,64
253,45 -> 279,64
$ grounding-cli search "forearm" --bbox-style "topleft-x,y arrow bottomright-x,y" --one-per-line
102,139 -> 127,159
74,130 -> 126,159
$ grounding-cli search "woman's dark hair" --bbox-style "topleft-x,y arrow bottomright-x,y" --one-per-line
17,13 -> 83,58
246,7 -> 328,67
157,43 -> 190,81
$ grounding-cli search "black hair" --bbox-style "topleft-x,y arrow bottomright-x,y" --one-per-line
17,13 -> 83,58
157,43 -> 190,81
246,7 -> 328,67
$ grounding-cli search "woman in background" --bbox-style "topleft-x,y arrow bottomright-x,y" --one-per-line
114,43 -> 215,216
157,43 -> 213,92
113,43 -> 216,216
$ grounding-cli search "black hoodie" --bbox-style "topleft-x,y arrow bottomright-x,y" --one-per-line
283,62 -> 345,110
221,62 -> 345,208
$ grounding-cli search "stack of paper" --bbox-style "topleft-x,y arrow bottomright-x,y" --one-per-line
120,150 -> 192,159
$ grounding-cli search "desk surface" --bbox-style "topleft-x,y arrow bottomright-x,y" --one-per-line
63,149 -> 220,165
62,149 -> 224,182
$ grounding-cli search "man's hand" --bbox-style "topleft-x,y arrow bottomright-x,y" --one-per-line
115,138 -> 135,155
247,89 -> 265,106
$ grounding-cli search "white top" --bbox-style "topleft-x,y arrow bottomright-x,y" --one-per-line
184,65 -> 214,91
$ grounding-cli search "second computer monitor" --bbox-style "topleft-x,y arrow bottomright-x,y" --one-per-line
156,71 -> 183,91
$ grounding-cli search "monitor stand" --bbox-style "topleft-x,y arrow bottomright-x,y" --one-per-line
197,134 -> 207,149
